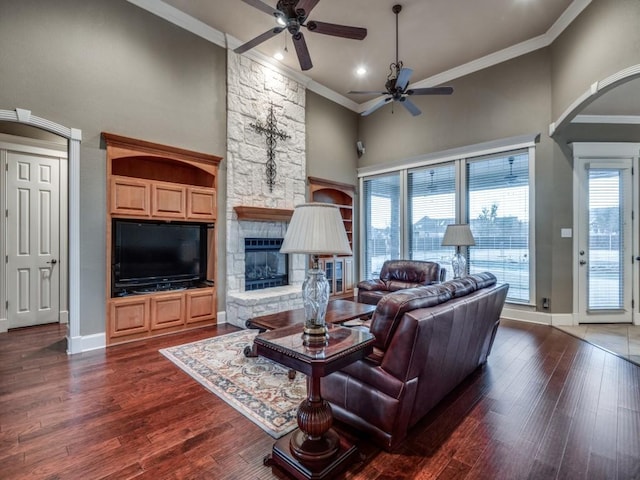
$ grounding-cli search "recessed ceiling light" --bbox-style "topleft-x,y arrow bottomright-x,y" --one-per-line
274,52 -> 284,61
356,66 -> 367,76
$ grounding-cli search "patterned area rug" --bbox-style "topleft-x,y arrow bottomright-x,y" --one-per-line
160,329 -> 306,438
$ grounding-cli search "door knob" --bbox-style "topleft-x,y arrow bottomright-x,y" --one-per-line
636,256 -> 640,261
579,260 -> 587,265
47,259 -> 57,265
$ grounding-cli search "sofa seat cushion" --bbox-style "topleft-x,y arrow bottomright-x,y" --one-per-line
370,284 -> 452,351
357,290 -> 388,306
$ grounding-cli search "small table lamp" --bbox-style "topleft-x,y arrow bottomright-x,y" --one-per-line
280,203 -> 352,346
441,224 -> 475,279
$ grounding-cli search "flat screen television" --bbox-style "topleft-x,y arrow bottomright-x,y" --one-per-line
112,219 -> 208,295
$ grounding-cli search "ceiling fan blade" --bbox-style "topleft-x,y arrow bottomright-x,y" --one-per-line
234,27 -> 284,54
295,0 -> 321,18
241,0 -> 280,17
361,97 -> 393,116
306,21 -> 367,40
406,86 -> 454,96
292,32 -> 313,71
400,97 -> 422,116
348,90 -> 388,95
395,67 -> 413,91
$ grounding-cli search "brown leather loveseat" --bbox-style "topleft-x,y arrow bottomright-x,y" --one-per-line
357,259 -> 446,305
322,272 -> 508,451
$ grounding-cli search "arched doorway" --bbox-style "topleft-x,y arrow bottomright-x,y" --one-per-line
0,108 -> 82,353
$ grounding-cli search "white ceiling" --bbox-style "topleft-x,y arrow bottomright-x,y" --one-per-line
135,0 -> 592,113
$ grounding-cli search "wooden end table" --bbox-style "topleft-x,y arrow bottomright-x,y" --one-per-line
254,323 -> 374,480
244,299 -> 375,358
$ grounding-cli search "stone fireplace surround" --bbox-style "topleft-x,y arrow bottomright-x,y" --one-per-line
225,51 -> 307,329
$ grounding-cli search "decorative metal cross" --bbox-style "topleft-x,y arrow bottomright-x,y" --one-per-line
250,104 -> 290,192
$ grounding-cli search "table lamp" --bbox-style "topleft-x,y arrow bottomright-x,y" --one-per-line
441,224 -> 475,279
280,203 -> 352,346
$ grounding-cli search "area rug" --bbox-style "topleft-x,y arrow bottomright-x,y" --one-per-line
160,329 -> 306,438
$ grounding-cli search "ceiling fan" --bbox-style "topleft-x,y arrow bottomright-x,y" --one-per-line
350,4 -> 453,117
234,0 -> 367,71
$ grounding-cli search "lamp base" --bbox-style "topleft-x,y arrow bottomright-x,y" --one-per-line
451,252 -> 466,279
301,267 -> 330,347
302,323 -> 329,346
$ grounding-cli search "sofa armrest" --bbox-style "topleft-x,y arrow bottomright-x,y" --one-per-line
357,279 -> 387,291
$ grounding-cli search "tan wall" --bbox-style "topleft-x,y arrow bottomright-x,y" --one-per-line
0,0 -> 227,336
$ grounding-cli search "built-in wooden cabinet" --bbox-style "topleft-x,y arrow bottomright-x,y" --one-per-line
104,133 -> 221,345
308,176 -> 356,299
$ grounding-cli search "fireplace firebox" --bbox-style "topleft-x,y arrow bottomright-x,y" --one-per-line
244,238 -> 289,291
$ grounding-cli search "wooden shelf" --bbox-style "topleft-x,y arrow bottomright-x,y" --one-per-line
234,206 -> 294,222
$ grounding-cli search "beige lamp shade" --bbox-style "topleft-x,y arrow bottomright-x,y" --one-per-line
280,203 -> 352,255
441,224 -> 476,247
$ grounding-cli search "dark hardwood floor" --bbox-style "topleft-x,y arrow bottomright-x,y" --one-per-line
1,319 -> 639,479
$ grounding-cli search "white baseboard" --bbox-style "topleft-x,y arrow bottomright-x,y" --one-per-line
0,317 -> 7,333
217,311 -> 226,324
59,310 -> 69,324
551,313 -> 575,326
67,332 -> 106,354
501,306 -> 550,325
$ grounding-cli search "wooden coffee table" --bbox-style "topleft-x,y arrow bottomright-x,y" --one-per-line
254,323 -> 375,480
244,299 -> 376,358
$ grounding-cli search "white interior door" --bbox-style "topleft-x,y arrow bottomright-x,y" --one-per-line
6,150 -> 60,328
576,158 -> 633,324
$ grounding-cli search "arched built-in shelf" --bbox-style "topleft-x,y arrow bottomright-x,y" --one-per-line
103,133 -> 222,346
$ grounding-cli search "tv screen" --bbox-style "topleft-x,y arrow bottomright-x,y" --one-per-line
112,219 -> 207,293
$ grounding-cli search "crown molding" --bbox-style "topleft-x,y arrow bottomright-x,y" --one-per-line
128,0 -> 591,115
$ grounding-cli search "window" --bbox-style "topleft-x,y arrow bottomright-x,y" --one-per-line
359,136 -> 535,304
408,164 -> 456,277
466,152 -> 530,302
362,173 -> 401,280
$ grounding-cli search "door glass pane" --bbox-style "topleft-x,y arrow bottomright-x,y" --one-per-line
588,169 -> 623,310
362,174 -> 401,280
408,164 -> 456,279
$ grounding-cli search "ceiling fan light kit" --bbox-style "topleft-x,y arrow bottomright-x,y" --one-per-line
235,0 -> 367,71
350,4 -> 454,117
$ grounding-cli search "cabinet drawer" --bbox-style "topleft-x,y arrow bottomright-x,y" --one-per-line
150,293 -> 185,330
109,297 -> 149,337
187,187 -> 216,220
152,183 -> 186,218
110,178 -> 150,216
186,289 -> 216,324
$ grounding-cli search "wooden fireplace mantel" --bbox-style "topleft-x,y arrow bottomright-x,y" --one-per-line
234,206 -> 294,222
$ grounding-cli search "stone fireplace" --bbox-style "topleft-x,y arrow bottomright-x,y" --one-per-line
225,51 -> 307,328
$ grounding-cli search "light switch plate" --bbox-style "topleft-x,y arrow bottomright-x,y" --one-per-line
561,228 -> 572,238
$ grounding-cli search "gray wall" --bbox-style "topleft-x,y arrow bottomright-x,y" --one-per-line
0,0 -> 227,336
305,90 -> 361,273
357,49 -> 557,311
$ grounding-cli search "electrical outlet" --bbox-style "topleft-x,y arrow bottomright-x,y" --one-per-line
542,297 -> 550,309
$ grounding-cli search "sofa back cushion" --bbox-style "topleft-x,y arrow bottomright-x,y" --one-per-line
380,260 -> 442,287
370,284 -> 452,351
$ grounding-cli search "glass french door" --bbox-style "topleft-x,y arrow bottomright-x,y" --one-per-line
577,159 -> 633,323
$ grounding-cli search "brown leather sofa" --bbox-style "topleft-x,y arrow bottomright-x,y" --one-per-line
322,272 -> 508,451
357,259 -> 446,305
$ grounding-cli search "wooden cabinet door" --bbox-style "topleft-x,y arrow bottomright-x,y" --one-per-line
109,297 -> 149,338
110,177 -> 150,216
186,288 -> 216,324
150,293 -> 185,330
152,183 -> 186,219
187,187 -> 216,220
